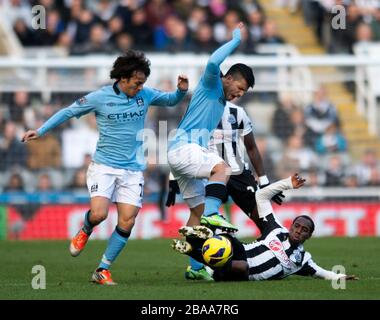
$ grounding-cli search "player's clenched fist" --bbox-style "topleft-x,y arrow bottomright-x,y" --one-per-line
177,74 -> 189,92
21,130 -> 39,142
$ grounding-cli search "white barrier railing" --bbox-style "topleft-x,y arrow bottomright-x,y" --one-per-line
1,49 -> 380,134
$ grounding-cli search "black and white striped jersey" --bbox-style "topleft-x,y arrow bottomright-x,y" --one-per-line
208,101 -> 253,174
242,226 -> 317,280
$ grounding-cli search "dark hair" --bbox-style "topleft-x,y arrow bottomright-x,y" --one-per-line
225,63 -> 255,88
110,50 -> 151,80
292,215 -> 315,235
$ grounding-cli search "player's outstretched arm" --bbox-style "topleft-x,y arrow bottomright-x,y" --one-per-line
204,22 -> 244,79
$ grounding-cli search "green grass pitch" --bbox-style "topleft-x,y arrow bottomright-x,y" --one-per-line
1,237 -> 380,300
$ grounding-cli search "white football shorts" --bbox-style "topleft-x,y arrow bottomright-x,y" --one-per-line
86,162 -> 144,207
167,143 -> 225,208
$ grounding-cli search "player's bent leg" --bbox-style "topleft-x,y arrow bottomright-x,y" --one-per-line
201,162 -> 238,232
70,196 -> 110,257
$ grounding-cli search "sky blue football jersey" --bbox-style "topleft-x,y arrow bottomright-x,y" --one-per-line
169,29 -> 241,150
37,83 -> 186,170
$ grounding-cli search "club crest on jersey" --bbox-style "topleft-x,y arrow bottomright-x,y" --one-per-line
269,239 -> 282,252
136,96 -> 144,107
227,114 -> 236,124
290,250 -> 302,264
76,96 -> 87,105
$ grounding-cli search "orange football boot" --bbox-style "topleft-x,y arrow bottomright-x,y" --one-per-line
69,229 -> 89,257
91,269 -> 116,285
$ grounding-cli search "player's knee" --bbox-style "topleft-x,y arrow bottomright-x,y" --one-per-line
90,209 -> 108,224
211,162 -> 231,177
118,216 -> 136,231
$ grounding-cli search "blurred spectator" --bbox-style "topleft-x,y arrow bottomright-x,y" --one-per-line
277,134 -> 318,178
271,93 -> 297,143
66,167 -> 87,191
259,20 -> 285,44
56,31 -> 73,49
247,9 -> 264,43
208,0 -> 228,22
26,120 -> 61,170
344,173 -> 359,188
107,15 -> 126,46
304,85 -> 340,147
290,108 -> 313,146
61,114 -> 98,169
13,18 -> 38,46
144,0 -> 174,30
173,0 -> 197,20
192,22 -> 218,53
324,154 -> 346,186
370,8 -> 380,40
187,6 -> 209,34
92,0 -> 118,25
3,173 -> 25,192
1,0 -> 32,27
37,173 -> 54,191
70,23 -> 115,55
0,109 -> 6,134
129,7 -> 154,51
305,167 -> 325,187
213,9 -> 241,44
353,149 -> 380,186
8,91 -> 35,131
329,4 -> 363,53
355,22 -> 375,48
115,32 -> 134,52
315,123 -> 347,155
0,121 -> 27,171
163,17 -> 194,52
67,8 -> 99,46
34,9 -> 65,46
235,26 -> 257,54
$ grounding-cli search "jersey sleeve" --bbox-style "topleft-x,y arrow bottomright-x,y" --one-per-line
37,91 -> 99,136
202,29 -> 241,89
239,108 -> 253,136
295,256 -> 347,280
145,87 -> 186,107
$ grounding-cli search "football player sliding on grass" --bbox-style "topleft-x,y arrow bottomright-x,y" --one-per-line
173,173 -> 358,281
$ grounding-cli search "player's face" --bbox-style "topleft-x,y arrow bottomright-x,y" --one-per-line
121,71 -> 147,97
288,217 -> 312,245
224,75 -> 249,101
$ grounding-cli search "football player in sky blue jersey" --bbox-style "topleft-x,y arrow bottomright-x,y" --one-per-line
167,22 -> 255,280
22,50 -> 189,285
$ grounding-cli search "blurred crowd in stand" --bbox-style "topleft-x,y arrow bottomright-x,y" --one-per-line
1,0 -> 380,203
